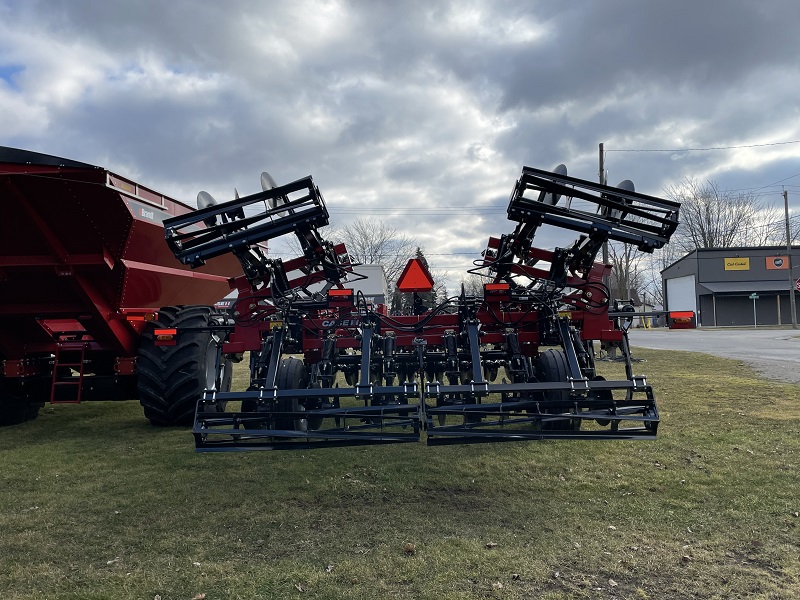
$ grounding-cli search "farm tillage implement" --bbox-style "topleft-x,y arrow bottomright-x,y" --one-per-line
159,164 -> 680,451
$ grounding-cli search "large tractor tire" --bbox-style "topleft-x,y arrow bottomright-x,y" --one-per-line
137,306 -> 232,426
0,378 -> 43,426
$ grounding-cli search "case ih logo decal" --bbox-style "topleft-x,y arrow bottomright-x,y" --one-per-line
321,318 -> 362,328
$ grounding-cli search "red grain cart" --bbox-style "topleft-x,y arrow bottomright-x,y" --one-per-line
0,147 -> 240,425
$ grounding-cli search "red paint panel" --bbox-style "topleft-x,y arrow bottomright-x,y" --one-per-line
0,160 -> 240,361
120,260 -> 232,309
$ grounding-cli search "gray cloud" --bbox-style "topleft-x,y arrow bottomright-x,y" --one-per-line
1,0 -> 799,288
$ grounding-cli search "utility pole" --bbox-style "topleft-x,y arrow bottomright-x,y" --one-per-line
599,143 -> 607,263
784,190 -> 797,329
599,143 -> 609,286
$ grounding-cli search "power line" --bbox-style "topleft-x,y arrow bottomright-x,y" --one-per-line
606,140 -> 800,152
752,171 -> 800,192
604,142 -> 800,197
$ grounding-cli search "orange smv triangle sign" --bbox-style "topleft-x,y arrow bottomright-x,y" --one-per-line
396,258 -> 435,292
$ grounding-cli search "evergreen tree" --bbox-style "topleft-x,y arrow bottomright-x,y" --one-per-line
395,247 -> 437,313
390,285 -> 406,315
413,247 -> 436,310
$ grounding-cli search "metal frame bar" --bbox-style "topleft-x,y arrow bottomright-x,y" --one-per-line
164,176 -> 329,267
508,166 -> 680,252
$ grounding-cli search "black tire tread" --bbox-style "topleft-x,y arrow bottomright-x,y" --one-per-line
276,357 -> 308,430
137,305 -> 229,426
535,349 -> 580,431
0,384 -> 42,426
536,349 -> 570,403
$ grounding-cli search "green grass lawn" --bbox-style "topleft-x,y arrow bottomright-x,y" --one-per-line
1,348 -> 798,599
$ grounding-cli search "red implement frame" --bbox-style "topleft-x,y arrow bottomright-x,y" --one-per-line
0,147 -> 241,403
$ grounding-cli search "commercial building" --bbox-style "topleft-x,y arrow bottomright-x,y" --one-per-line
662,246 -> 800,327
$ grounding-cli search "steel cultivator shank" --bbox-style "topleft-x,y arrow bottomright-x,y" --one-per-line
160,165 -> 679,451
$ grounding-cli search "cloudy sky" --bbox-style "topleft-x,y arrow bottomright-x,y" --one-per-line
2,0 -> 799,287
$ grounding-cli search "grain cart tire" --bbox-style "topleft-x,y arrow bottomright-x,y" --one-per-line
275,357 -> 309,432
535,349 -> 580,431
0,379 -> 43,426
137,305 -> 231,426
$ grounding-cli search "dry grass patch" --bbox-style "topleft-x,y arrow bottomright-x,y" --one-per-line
0,348 -> 798,599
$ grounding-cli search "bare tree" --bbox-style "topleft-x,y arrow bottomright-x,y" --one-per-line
639,244 -> 682,307
459,272 -> 490,298
768,211 -> 800,246
607,241 -> 646,303
664,178 -> 775,253
430,268 -> 450,304
747,212 -> 785,247
333,218 -> 417,287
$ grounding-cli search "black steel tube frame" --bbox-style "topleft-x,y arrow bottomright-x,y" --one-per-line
423,381 -> 658,445
508,166 -> 680,253
164,176 -> 329,267
191,310 -> 659,451
191,375 -> 658,450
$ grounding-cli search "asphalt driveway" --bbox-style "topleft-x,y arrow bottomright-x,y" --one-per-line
627,327 -> 800,384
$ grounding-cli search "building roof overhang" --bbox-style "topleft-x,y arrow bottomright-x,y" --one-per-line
699,280 -> 793,294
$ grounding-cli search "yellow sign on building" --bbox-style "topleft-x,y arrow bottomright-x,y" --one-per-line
724,257 -> 750,271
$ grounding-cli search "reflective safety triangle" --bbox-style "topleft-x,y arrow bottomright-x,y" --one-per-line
396,258 -> 435,292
